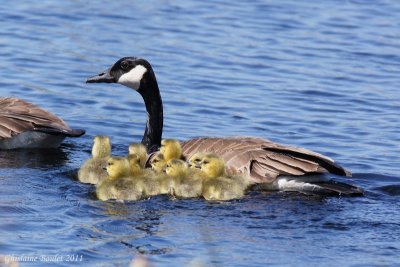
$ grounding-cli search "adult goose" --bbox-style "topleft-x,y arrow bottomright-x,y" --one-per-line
86,57 -> 363,196
0,97 -> 85,149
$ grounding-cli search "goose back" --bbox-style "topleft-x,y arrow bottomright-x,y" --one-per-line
181,137 -> 351,184
0,97 -> 80,138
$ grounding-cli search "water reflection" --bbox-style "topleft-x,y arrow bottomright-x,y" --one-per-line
0,149 -> 69,169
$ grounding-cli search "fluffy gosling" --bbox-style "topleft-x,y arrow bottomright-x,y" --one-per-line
159,139 -> 182,162
78,135 -> 111,184
199,154 -> 248,201
128,153 -> 170,196
165,159 -> 202,198
96,156 -> 143,201
128,143 -> 147,169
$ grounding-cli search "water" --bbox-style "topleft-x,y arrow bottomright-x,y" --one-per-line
0,1 -> 399,266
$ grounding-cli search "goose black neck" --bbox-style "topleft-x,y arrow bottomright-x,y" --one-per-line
138,71 -> 163,153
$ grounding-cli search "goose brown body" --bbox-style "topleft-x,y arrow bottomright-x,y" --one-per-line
181,136 -> 352,185
0,97 -> 84,149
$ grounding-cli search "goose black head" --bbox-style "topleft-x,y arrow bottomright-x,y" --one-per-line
86,57 -> 155,92
87,56 -> 163,153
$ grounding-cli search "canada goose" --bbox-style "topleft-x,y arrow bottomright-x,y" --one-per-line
86,57 -> 363,196
165,159 -> 203,198
0,97 -> 84,149
159,139 -> 182,162
199,154 -> 249,201
78,135 -> 111,184
96,156 -> 143,201
128,143 -> 147,168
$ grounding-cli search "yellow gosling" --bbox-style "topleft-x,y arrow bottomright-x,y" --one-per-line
165,159 -> 202,198
78,135 -> 111,184
150,152 -> 166,173
159,139 -> 182,162
96,157 -> 143,201
187,152 -> 206,169
199,154 -> 248,201
128,143 -> 147,169
128,153 -> 169,196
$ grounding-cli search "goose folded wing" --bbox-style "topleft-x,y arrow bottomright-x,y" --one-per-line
0,97 -> 77,138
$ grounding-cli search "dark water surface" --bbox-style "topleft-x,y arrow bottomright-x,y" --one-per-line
1,1 -> 399,266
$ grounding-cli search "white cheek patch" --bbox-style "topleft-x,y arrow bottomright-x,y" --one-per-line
118,65 -> 148,90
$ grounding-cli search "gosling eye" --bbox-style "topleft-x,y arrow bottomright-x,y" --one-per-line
120,60 -> 130,70
107,162 -> 113,166
203,160 -> 209,164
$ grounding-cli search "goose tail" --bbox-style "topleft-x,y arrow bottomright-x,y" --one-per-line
256,176 -> 364,196
33,127 -> 85,137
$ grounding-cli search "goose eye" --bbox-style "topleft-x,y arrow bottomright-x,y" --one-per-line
120,61 -> 129,70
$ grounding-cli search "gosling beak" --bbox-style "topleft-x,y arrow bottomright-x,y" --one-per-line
86,68 -> 115,83
194,164 -> 201,169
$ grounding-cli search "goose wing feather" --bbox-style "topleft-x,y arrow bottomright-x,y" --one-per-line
0,97 -> 80,138
181,137 -> 351,184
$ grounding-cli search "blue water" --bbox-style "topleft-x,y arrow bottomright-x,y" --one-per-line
1,1 -> 399,266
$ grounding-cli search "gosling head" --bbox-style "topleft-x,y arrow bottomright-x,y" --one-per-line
150,152 -> 166,174
159,139 -> 182,162
106,157 -> 131,179
165,159 -> 189,178
86,57 -> 155,92
188,152 -> 206,169
128,143 -> 147,168
92,135 -> 111,158
200,154 -> 226,179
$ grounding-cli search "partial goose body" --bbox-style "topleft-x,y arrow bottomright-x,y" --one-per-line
78,135 -> 111,184
0,97 -> 85,149
180,137 -> 364,196
86,57 -> 363,196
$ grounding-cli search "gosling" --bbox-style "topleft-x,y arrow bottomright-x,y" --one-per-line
128,153 -> 170,196
128,143 -> 147,169
159,139 -> 182,162
96,156 -> 143,201
187,152 -> 206,169
165,159 -> 202,198
78,135 -> 111,184
199,154 -> 248,201
150,152 -> 166,173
